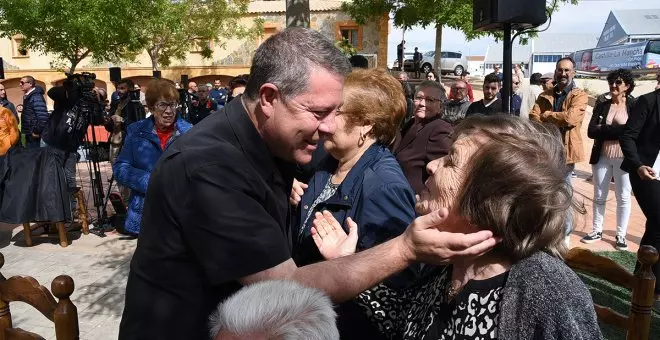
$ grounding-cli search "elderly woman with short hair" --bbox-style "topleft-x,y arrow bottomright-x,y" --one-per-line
313,115 -> 601,339
291,68 -> 416,340
113,79 -> 192,236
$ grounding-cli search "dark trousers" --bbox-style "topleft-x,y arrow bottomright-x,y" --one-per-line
630,171 -> 660,295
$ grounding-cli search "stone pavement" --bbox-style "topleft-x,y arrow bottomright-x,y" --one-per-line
0,86 -> 653,339
0,162 -> 136,340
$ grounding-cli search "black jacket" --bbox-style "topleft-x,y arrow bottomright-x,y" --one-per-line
620,89 -> 660,173
21,86 -> 49,135
0,147 -> 72,224
587,95 -> 636,165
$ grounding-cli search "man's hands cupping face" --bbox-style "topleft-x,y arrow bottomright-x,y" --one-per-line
396,208 -> 499,265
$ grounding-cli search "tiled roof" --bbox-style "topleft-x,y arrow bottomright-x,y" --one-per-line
248,0 -> 345,14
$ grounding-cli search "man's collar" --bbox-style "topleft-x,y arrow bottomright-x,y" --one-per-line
25,87 -> 35,96
227,95 -> 284,182
554,81 -> 574,95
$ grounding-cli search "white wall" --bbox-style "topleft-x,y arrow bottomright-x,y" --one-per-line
531,62 -> 557,76
467,61 -> 484,76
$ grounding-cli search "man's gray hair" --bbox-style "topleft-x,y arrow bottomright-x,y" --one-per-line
198,84 -> 209,92
209,280 -> 339,340
417,80 -> 447,100
244,27 -> 351,101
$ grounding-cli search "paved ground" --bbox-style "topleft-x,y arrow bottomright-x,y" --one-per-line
0,84 -> 653,339
0,162 -> 135,340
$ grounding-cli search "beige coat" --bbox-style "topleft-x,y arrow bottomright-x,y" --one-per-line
529,86 -> 588,164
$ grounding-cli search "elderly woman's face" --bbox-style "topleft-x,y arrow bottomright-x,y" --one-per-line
152,96 -> 177,129
414,87 -> 443,120
322,107 -> 369,159
416,135 -> 480,216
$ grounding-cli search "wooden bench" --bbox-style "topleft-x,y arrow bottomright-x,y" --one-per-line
22,188 -> 89,248
566,245 -> 658,340
0,252 -> 79,340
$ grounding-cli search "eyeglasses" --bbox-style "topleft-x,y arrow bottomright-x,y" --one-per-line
608,79 -> 624,86
155,102 -> 178,111
19,81 -> 25,85
451,87 -> 466,91
414,96 -> 441,103
513,82 -> 520,85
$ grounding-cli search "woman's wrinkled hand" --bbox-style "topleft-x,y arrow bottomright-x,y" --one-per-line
311,211 -> 358,260
289,179 -> 308,206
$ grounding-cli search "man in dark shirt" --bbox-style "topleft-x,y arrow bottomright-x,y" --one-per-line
119,28 -> 497,340
466,73 -> 502,117
413,47 -> 423,79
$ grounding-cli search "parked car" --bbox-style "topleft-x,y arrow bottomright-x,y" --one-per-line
392,52 -> 415,71
421,51 -> 467,76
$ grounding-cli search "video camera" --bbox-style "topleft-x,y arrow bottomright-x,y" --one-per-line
64,72 -> 105,126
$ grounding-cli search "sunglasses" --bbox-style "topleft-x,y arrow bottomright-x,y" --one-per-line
513,82 -> 520,85
608,79 -> 624,86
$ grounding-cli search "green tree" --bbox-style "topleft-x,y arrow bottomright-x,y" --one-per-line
141,0 -> 262,71
342,0 -> 579,71
0,0 -> 150,73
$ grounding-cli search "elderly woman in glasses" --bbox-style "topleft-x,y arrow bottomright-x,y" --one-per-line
313,116 -> 601,339
393,80 -> 452,194
114,79 -> 192,236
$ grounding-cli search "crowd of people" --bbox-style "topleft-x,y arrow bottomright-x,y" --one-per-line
1,26 -> 660,339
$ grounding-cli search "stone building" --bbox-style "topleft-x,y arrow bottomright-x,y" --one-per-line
0,0 -> 389,109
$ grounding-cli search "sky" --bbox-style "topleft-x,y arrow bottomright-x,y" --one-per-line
386,0 -> 659,65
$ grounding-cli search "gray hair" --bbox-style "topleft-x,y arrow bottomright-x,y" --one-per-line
197,84 -> 209,92
454,116 -> 571,261
209,280 -> 339,340
417,80 -> 447,101
244,27 -> 351,101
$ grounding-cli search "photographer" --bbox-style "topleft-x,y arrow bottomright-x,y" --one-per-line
41,75 -> 106,193
105,78 -> 145,159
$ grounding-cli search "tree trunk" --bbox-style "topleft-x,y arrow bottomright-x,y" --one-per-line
433,24 -> 443,82
285,0 -> 310,28
148,47 -> 160,71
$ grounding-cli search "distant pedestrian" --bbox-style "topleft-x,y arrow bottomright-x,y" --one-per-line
19,76 -> 48,148
397,40 -> 405,71
413,47 -> 423,79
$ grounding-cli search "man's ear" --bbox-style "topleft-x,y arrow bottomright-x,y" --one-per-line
259,83 -> 280,119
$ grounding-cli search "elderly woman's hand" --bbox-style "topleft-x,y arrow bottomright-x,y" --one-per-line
311,211 -> 358,260
396,208 -> 499,265
289,179 -> 308,206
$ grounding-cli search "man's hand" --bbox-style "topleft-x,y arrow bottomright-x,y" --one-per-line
311,211 -> 358,260
395,208 -> 498,265
289,179 -> 308,206
31,133 -> 40,139
637,165 -> 657,180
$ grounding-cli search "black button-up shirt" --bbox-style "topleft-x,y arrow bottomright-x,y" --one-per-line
119,97 -> 295,340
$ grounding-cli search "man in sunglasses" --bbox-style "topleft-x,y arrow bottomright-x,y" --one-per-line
442,80 -> 471,124
529,57 -> 588,245
19,76 -> 48,148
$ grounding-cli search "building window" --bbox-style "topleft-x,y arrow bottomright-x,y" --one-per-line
335,21 -> 363,50
533,54 -> 562,63
257,24 -> 279,46
12,35 -> 29,58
